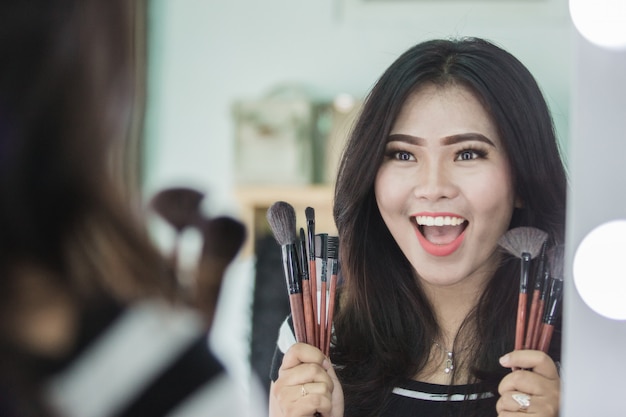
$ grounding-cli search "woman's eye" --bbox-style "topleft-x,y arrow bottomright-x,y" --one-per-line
395,151 -> 414,161
456,149 -> 484,161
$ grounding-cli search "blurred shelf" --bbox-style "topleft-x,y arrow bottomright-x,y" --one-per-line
235,185 -> 336,258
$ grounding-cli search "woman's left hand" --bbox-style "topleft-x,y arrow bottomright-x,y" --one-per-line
496,350 -> 560,416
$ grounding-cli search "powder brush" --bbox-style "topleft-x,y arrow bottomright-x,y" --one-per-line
267,201 -> 306,344
498,227 -> 548,351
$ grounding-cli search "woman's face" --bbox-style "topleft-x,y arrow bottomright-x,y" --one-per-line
375,83 -> 517,290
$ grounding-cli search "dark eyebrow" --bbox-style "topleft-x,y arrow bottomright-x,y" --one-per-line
388,133 -> 496,147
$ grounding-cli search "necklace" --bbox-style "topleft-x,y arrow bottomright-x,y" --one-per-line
432,341 -> 456,374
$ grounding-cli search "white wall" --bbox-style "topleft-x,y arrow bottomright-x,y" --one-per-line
144,0 -> 572,211
563,32 -> 626,417
143,0 -> 573,399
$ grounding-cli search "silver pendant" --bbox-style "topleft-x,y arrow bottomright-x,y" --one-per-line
444,352 -> 454,374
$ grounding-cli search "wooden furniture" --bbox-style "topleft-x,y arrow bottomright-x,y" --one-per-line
234,185 -> 336,258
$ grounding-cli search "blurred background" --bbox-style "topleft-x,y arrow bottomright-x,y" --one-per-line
132,0 -> 626,415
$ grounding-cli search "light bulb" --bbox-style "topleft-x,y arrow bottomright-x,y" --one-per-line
569,0 -> 626,50
573,220 -> 626,320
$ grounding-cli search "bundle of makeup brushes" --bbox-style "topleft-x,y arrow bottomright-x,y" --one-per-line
499,227 -> 564,353
267,201 -> 339,356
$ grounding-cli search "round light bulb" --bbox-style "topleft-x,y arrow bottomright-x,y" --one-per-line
573,220 -> 626,320
569,0 -> 626,50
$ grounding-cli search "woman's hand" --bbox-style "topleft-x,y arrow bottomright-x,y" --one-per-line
269,343 -> 344,417
496,350 -> 560,416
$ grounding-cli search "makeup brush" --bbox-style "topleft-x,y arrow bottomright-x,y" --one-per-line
498,227 -> 548,351
149,187 -> 205,270
267,201 -> 306,344
524,240 -> 548,349
305,207 -> 319,347
315,233 -> 329,352
299,227 -> 316,345
195,216 -> 246,329
324,235 -> 339,356
537,245 -> 564,353
531,256 -> 553,349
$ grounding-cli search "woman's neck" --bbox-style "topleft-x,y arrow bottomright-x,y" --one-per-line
423,280 -> 483,346
413,267 -> 494,385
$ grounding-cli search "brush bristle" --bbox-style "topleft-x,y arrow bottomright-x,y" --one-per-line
150,187 -> 205,231
305,206 -> 315,223
498,227 -> 548,258
547,245 -> 565,279
200,216 -> 246,259
314,233 -> 328,258
327,235 -> 339,260
266,201 -> 297,246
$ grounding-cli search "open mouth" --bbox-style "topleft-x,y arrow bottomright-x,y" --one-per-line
413,215 -> 468,256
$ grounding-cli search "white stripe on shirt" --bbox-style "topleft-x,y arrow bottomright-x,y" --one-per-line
392,387 -> 494,402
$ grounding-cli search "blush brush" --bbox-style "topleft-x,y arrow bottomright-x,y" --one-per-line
267,201 -> 306,344
498,227 -> 548,351
537,245 -> 564,353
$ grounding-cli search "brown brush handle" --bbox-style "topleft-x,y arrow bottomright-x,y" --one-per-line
289,293 -> 307,343
319,280 -> 327,351
515,292 -> 527,350
301,279 -> 316,345
530,299 -> 546,350
325,273 -> 338,356
309,259 -> 319,348
524,289 -> 541,349
537,323 -> 554,353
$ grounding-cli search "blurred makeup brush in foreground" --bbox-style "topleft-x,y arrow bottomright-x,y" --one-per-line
498,227 -> 548,351
149,187 -> 205,270
195,216 -> 246,329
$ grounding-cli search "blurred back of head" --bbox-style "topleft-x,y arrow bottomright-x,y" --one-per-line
1,0 -> 128,261
0,0 -> 174,309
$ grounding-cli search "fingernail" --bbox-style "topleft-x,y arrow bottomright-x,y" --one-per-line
323,358 -> 331,369
499,354 -> 510,366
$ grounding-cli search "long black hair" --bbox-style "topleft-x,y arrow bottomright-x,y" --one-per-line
332,37 -> 567,416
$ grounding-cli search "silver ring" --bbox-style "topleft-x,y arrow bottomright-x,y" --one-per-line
512,393 -> 531,411
301,384 -> 308,397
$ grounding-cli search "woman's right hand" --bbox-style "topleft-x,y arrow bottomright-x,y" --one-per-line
269,342 -> 344,417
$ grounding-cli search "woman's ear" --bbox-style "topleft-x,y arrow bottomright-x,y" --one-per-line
515,195 -> 524,209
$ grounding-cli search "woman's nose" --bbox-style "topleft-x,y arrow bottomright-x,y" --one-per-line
412,160 -> 458,201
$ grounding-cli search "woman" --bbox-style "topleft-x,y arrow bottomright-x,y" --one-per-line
269,37 -> 566,417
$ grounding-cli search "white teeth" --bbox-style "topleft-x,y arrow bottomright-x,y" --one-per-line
415,216 -> 466,226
